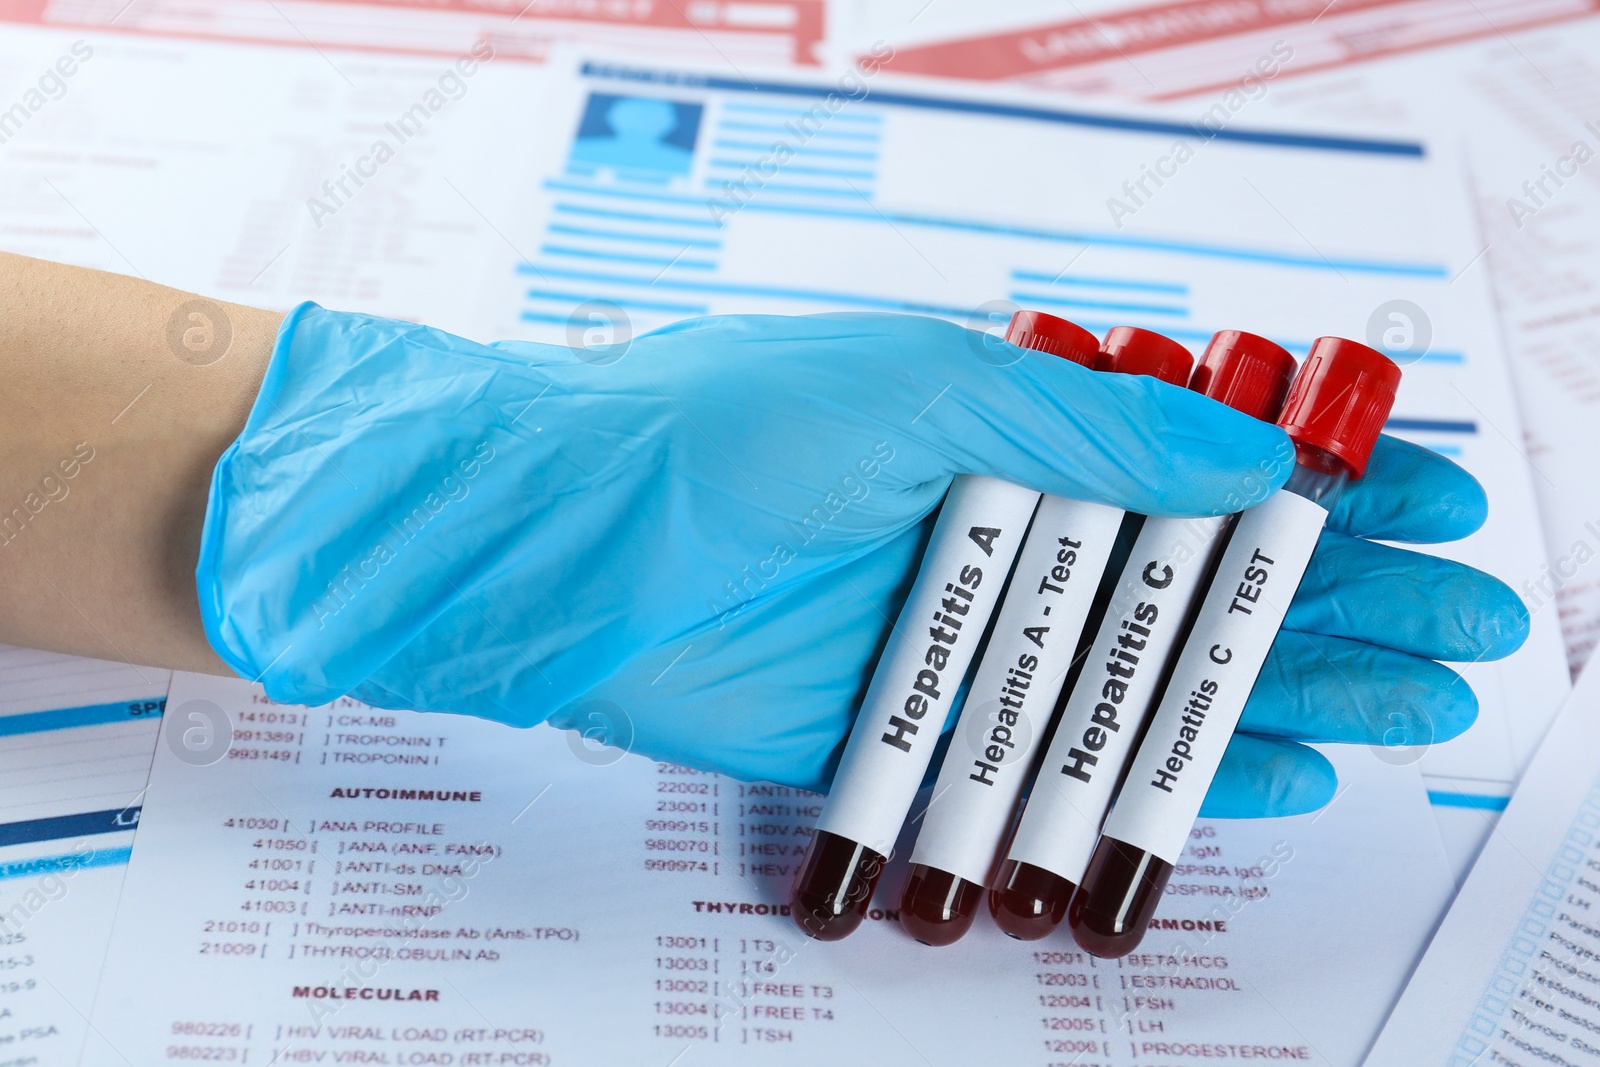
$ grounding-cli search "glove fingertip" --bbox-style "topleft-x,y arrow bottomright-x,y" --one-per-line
1400,448 -> 1488,540
1201,737 -> 1337,819
1435,471 -> 1489,538
1423,669 -> 1481,745
1469,574 -> 1532,662
1339,435 -> 1489,542
1265,744 -> 1339,817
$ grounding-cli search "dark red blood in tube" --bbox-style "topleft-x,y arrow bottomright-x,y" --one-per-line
1067,836 -> 1171,957
899,325 -> 1193,947
1068,337 -> 1399,956
899,863 -> 985,946
984,329 -> 1288,945
988,859 -> 1075,941
789,830 -> 885,942
978,326 -> 1193,941
792,311 -> 1099,943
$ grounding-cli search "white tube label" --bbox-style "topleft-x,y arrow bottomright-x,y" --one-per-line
1004,512 -> 1232,885
1102,490 -> 1329,866
907,495 -> 1126,886
815,474 -> 1038,855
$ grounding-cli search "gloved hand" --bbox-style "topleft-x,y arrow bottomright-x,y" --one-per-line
198,306 -> 1527,818
1204,433 -> 1525,816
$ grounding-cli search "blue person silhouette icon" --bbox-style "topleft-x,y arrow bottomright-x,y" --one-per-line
568,95 -> 702,184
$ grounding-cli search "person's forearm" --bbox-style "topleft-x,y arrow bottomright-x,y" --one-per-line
0,252 -> 281,673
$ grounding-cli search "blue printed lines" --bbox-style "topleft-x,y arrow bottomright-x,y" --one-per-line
525,288 -> 707,315
541,177 -> 1445,277
540,245 -> 716,270
1011,293 -> 1188,317
553,203 -> 720,229
527,199 -> 726,328
1427,790 -> 1509,810
0,807 -> 141,848
720,121 -> 881,142
0,699 -> 164,739
1011,269 -> 1188,295
580,62 -> 1423,158
1385,417 -> 1478,434
706,101 -> 882,203
714,139 -> 877,161
1010,268 -> 1190,318
709,160 -> 875,180
0,846 -> 132,882
1380,416 -> 1476,457
537,200 -> 721,273
518,264 -> 987,319
548,224 -> 720,249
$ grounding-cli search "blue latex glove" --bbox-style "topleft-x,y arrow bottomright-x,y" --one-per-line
198,305 -> 1528,818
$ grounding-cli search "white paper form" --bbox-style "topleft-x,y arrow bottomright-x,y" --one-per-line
0,0 -> 830,69
0,645 -> 168,1067
466,53 -> 1568,864
0,0 -> 832,312
85,672 -> 1453,1066
845,0 -> 1597,99
1239,18 -> 1600,681
0,23 -> 602,340
1134,8 -> 1600,872
1367,656 -> 1600,1067
0,0 -> 832,342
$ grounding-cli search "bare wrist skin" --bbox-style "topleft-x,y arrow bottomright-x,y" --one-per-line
0,252 -> 282,673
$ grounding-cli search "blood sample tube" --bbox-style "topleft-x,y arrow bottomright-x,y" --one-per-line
988,331 -> 1297,941
897,326 -> 1199,946
790,310 -> 1100,942
1069,337 -> 1400,958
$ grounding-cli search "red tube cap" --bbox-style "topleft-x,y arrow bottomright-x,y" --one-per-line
1098,326 -> 1193,386
1277,337 -> 1401,478
1191,331 -> 1296,421
1005,311 -> 1099,367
